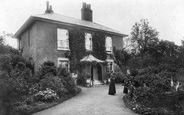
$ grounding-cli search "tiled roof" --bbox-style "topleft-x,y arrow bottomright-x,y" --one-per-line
14,13 -> 127,38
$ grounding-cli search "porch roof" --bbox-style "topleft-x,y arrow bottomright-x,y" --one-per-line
80,54 -> 105,63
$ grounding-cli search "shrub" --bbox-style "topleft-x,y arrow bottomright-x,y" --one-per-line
57,67 -> 70,77
57,67 -> 76,94
63,75 -> 76,94
0,54 -> 32,73
37,61 -> 57,79
114,72 -> 125,83
77,73 -> 87,86
38,74 -> 68,97
0,61 -> 31,115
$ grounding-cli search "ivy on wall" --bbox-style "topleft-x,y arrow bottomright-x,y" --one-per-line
69,29 -> 86,72
68,29 -> 107,72
92,32 -> 107,61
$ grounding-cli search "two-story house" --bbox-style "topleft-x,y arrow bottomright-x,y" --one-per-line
14,2 -> 127,83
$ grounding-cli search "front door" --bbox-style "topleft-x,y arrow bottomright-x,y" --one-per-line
91,63 -> 102,81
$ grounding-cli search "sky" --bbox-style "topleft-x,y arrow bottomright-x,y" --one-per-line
0,0 -> 184,48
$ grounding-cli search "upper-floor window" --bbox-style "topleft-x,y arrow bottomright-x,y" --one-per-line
106,36 -> 112,52
85,33 -> 92,51
57,29 -> 69,50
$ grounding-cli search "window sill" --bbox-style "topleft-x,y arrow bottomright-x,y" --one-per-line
57,48 -> 70,51
106,51 -> 113,54
86,49 -> 92,52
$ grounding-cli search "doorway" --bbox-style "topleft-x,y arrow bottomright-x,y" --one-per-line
91,63 -> 102,81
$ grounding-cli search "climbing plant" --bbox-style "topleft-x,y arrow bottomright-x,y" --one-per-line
92,32 -> 107,61
69,29 -> 86,72
68,29 -> 107,72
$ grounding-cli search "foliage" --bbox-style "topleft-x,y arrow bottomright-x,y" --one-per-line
0,54 -> 32,73
37,61 -> 57,79
118,19 -> 184,115
77,73 -> 88,86
36,63 -> 76,97
38,74 -> 68,97
130,19 -> 159,55
69,29 -> 86,72
0,62 -> 32,115
62,75 -> 76,93
113,47 -> 131,73
57,67 -> 70,77
92,32 -> 107,60
124,65 -> 184,115
34,88 -> 59,102
0,59 -> 79,115
114,72 -> 125,83
57,67 -> 76,94
0,32 -> 19,55
69,29 -> 107,72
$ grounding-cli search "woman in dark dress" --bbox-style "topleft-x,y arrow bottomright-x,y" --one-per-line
108,72 -> 116,95
123,78 -> 128,94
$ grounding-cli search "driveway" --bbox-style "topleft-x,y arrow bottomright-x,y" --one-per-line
33,84 -> 138,115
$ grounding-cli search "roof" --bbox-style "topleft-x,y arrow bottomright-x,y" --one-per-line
14,13 -> 127,38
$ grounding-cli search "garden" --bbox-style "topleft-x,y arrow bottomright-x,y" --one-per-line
0,37 -> 81,115
113,19 -> 184,115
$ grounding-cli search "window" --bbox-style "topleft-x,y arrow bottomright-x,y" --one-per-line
57,29 -> 69,50
58,57 -> 69,70
106,60 -> 114,72
106,36 -> 112,52
85,33 -> 92,51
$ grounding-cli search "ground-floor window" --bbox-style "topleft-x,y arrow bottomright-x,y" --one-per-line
58,57 -> 70,70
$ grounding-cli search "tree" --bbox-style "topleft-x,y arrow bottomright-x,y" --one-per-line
130,19 -> 159,55
0,32 -> 19,55
113,47 -> 131,73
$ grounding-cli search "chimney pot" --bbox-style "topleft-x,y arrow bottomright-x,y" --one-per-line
81,2 -> 93,21
83,2 -> 85,8
45,1 -> 54,13
46,1 -> 49,10
50,5 -> 53,13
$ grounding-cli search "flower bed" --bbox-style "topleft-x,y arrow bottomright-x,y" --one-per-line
13,87 -> 81,115
123,91 -> 184,115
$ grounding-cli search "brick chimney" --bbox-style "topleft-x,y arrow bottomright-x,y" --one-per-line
45,1 -> 54,13
81,2 -> 93,22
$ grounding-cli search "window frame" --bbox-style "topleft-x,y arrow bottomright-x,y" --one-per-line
57,28 -> 69,50
85,33 -> 93,51
105,36 -> 113,53
57,57 -> 70,70
106,59 -> 114,72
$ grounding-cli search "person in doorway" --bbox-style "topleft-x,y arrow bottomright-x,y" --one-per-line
108,71 -> 116,95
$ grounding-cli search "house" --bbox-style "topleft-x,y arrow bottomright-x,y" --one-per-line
14,2 -> 127,83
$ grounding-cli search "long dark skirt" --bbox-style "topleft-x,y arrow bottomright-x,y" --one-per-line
108,81 -> 116,95
123,86 -> 128,94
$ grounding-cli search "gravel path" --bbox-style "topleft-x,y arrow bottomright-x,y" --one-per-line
33,84 -> 138,115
